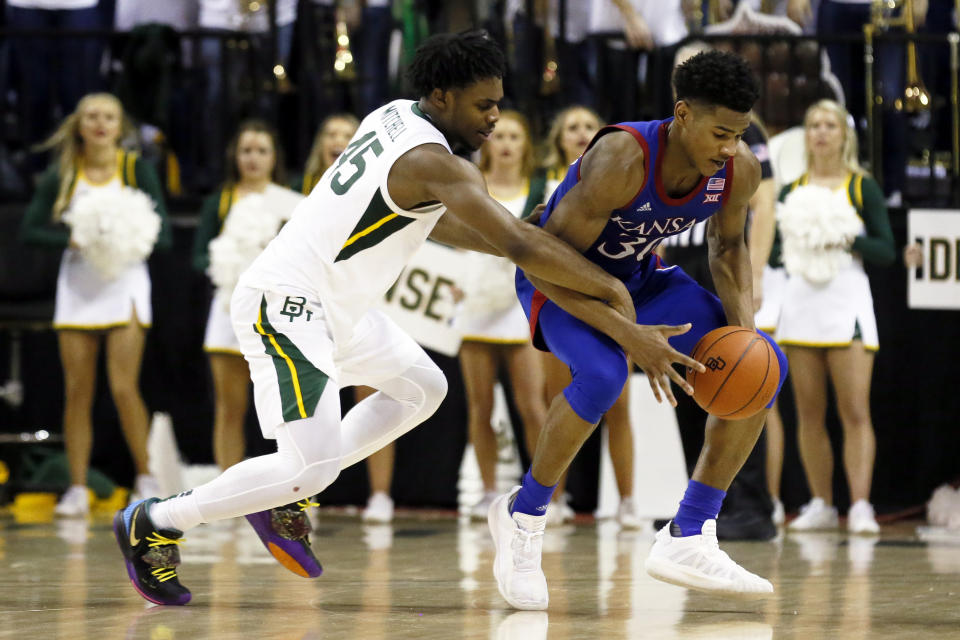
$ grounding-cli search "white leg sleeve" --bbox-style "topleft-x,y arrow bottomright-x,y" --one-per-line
338,351 -> 447,470
149,387 -> 343,532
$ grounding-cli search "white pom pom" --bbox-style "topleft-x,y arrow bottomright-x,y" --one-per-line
777,184 -> 863,284
928,484 -> 960,526
462,253 -> 519,314
207,194 -> 283,298
62,187 -> 161,280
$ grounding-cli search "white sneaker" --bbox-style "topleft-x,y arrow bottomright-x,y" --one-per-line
54,485 -> 90,517
847,500 -> 880,535
362,491 -> 394,524
545,494 -> 574,526
644,520 -> 774,596
787,497 -> 839,531
130,474 -> 161,503
469,491 -> 499,521
617,497 -> 642,529
772,498 -> 785,526
488,488 -> 549,610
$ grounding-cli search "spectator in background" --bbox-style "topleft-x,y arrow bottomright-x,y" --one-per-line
19,93 -> 170,516
292,113 -> 360,194
777,100 -> 895,534
192,119 -> 302,472
505,0 -> 595,123
196,0 -> 298,187
5,0 -> 107,156
455,110 -> 548,520
540,105 -> 641,528
589,0 -> 687,123
787,0 -> 908,202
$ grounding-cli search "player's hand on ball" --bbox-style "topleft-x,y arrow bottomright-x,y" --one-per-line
624,323 -> 705,407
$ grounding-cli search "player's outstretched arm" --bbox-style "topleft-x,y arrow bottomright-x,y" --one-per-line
708,144 -> 761,329
526,273 -> 704,406
393,145 -> 634,319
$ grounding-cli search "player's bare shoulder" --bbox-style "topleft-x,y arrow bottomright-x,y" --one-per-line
728,140 -> 762,201
387,143 -> 480,210
577,129 -> 646,209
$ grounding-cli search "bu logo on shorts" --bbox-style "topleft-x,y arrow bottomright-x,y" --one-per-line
280,296 -> 314,322
705,356 -> 726,372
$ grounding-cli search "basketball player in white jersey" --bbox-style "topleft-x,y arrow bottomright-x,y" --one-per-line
113,30 -> 697,606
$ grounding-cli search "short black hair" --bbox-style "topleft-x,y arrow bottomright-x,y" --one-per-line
407,29 -> 506,97
673,51 -> 759,113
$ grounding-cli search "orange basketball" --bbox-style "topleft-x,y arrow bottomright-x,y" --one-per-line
685,326 -> 780,420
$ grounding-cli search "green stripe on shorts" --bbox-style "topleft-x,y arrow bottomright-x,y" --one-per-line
254,296 -> 330,422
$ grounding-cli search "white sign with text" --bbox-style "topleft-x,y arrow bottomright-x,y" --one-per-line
908,209 -> 960,309
377,240 -> 469,356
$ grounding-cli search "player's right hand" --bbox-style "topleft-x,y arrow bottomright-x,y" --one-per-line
621,323 -> 704,407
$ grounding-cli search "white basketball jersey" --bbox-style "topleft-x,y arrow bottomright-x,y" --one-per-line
239,99 -> 451,345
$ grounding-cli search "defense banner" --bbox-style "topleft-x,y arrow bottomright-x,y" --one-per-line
377,240 -> 469,356
908,209 -> 960,309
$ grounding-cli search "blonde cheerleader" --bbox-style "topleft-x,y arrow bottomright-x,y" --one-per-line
776,100 -> 895,534
20,93 -> 171,516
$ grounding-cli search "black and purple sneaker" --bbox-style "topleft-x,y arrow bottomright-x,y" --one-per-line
113,498 -> 191,605
245,499 -> 323,578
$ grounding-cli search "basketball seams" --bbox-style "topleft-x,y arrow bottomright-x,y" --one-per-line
686,327 -> 753,389
720,339 -> 773,418
706,335 -> 761,411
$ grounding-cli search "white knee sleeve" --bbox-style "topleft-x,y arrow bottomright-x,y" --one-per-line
151,394 -> 343,532
339,352 -> 447,469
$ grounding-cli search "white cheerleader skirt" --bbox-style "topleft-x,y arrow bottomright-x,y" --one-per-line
53,249 -> 151,330
776,263 -> 879,350
203,291 -> 242,355
754,266 -> 787,333
455,299 -> 531,344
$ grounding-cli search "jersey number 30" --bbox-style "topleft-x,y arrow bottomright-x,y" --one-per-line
330,131 -> 384,195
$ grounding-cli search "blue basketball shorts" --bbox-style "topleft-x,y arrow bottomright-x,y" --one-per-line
516,264 -> 788,424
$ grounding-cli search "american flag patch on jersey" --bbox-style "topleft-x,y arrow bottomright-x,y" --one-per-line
707,177 -> 725,191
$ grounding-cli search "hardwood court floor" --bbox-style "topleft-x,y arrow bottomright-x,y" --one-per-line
2,509 -> 959,639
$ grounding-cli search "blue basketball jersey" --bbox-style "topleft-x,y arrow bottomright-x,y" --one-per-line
538,117 -> 734,283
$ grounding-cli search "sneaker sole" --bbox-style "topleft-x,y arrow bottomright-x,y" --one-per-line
112,511 -> 191,606
644,556 -> 773,598
487,495 -> 548,611
245,512 -> 323,579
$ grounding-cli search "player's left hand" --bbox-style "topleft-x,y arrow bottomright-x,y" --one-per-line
620,323 -> 705,407
524,204 -> 547,226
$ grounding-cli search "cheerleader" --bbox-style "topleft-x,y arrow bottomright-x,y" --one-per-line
294,113 -> 360,195
20,93 -> 171,516
456,110 -> 548,520
193,120 -> 304,471
777,100 -> 895,534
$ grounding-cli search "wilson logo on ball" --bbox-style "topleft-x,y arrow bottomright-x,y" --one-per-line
704,356 -> 726,371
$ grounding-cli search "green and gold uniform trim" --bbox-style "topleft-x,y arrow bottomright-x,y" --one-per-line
54,319 -> 152,331
217,187 -> 236,223
779,339 -> 879,352
67,150 -> 140,202
254,296 -> 329,422
334,188 -> 415,262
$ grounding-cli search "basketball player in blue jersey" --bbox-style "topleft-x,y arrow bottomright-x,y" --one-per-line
487,50 -> 789,609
